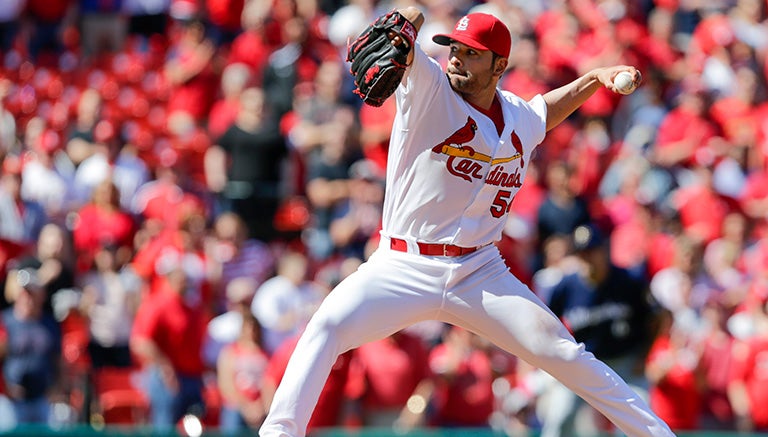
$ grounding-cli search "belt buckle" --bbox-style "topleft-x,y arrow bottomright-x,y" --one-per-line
443,245 -> 449,256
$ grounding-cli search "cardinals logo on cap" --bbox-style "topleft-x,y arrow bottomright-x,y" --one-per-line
432,13 -> 512,59
456,16 -> 470,31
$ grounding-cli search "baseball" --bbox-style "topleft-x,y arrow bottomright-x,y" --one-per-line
613,71 -> 636,94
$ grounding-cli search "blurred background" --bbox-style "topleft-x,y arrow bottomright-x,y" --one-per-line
1,0 -> 768,436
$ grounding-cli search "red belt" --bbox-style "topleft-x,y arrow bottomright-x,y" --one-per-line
389,237 -> 481,257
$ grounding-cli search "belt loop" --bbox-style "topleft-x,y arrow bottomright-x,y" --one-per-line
382,235 -> 392,251
407,239 -> 419,254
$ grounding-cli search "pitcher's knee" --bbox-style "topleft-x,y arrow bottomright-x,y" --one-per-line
303,309 -> 356,351
530,337 -> 591,366
308,306 -> 391,353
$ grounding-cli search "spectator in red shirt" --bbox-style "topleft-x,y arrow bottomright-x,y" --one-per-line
427,326 -> 495,428
738,166 -> 768,238
697,298 -> 737,430
131,158 -> 205,234
669,164 -> 731,245
755,95 -> 768,169
130,211 -> 214,312
261,333 -> 353,432
610,202 -> 654,278
708,66 -> 761,147
130,266 -> 209,430
685,13 -> 735,76
226,1 -> 273,84
206,62 -> 252,142
632,7 -> 686,82
534,7 -> 580,83
651,82 -> 722,170
727,296 -> 768,433
166,116 -> 213,190
164,18 -> 219,125
345,330 -> 433,428
644,209 -> 682,279
645,309 -> 703,432
566,117 -> 614,199
72,177 -> 136,273
0,238 -> 28,289
205,0 -> 245,46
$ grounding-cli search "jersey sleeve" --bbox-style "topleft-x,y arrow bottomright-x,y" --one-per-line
526,94 -> 548,145
396,43 -> 447,118
498,91 -> 547,160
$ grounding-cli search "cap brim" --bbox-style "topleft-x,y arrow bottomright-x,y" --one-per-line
432,33 -> 491,53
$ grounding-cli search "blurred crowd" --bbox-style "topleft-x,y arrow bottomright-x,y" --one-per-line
0,0 -> 768,435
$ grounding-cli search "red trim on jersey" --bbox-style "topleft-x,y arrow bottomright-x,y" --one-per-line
468,95 -> 504,136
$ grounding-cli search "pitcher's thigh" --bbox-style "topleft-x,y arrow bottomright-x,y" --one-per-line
444,269 -> 582,365
308,252 -> 445,351
445,270 -> 628,400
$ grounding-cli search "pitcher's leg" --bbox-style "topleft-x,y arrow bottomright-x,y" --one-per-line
442,257 -> 674,437
260,251 -> 447,437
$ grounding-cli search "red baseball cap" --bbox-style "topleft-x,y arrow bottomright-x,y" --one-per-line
433,13 -> 512,59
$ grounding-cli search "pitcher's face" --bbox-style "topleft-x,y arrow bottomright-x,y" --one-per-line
446,42 -> 498,96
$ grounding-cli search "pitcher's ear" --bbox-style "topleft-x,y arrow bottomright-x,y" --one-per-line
494,57 -> 508,76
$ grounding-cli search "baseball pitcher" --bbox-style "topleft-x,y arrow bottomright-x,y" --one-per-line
260,6 -> 672,437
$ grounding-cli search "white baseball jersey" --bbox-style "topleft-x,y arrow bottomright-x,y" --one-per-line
382,46 -> 547,248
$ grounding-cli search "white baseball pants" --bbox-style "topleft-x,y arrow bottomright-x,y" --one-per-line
259,242 -> 675,437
